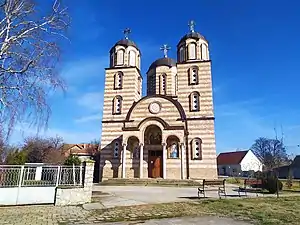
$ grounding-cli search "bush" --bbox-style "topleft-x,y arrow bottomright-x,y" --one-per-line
64,155 -> 81,166
263,177 -> 283,194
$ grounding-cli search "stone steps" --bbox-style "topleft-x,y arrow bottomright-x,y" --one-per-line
96,178 -> 202,187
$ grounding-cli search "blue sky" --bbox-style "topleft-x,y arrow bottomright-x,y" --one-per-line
10,0 -> 300,155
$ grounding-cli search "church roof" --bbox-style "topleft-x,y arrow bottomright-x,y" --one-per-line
177,32 -> 207,46
147,57 -> 176,73
110,39 -> 139,52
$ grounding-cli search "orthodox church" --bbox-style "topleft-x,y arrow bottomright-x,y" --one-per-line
99,21 -> 217,180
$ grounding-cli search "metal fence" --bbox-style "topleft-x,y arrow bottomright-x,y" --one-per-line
0,165 -> 85,188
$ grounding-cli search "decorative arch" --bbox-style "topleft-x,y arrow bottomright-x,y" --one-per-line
200,43 -> 208,60
125,95 -> 187,122
112,95 -> 122,114
127,136 -> 139,159
188,66 -> 199,85
189,91 -> 200,112
187,42 -> 197,60
114,71 -> 123,89
144,125 -> 162,145
191,138 -> 202,159
166,135 -> 180,159
178,46 -> 185,62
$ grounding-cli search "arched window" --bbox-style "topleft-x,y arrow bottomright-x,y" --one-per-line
188,43 -> 196,60
110,54 -> 114,67
189,92 -> 200,112
114,71 -> 123,89
113,140 -> 120,158
129,50 -> 136,66
116,49 -> 124,65
179,46 -> 185,62
201,44 -> 208,60
113,95 -> 122,114
191,138 -> 202,160
147,74 -> 156,95
189,67 -> 199,85
160,73 -> 167,95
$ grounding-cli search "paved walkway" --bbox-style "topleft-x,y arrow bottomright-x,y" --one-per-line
102,216 -> 253,225
90,184 -> 263,209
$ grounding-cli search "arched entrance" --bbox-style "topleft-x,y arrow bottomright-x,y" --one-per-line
144,125 -> 163,178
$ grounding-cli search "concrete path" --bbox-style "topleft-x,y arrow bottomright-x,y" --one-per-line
89,216 -> 253,225
90,184 -> 259,209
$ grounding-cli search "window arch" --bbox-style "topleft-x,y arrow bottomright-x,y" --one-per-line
189,92 -> 200,112
201,43 -> 208,60
147,74 -> 156,95
114,71 -> 123,89
116,49 -> 125,65
191,138 -> 202,160
112,95 -> 122,114
188,43 -> 196,60
160,73 -> 167,95
179,46 -> 185,62
112,140 -> 121,158
129,50 -> 136,66
189,66 -> 199,85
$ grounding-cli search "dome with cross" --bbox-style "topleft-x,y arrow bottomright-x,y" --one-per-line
109,28 -> 141,69
177,20 -> 207,46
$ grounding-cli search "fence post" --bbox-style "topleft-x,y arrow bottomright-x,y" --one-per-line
56,166 -> 61,187
80,165 -> 83,186
72,164 -> 76,186
18,166 -> 24,187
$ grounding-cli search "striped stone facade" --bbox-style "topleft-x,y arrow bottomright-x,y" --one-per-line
99,27 -> 217,180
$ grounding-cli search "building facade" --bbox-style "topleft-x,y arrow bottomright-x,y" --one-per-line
99,22 -> 217,180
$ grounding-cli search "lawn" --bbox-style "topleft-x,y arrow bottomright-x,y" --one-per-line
91,197 -> 300,225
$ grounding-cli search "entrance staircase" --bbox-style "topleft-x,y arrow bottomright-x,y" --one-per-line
96,178 -> 202,187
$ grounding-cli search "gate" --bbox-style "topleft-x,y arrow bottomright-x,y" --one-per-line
0,165 -> 84,205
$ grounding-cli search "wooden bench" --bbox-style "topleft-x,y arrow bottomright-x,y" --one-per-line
238,178 -> 263,197
197,179 -> 226,199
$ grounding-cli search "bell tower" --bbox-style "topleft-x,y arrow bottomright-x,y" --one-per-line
100,29 -> 142,172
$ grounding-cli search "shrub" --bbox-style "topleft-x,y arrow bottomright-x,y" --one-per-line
263,177 -> 283,194
64,155 -> 81,166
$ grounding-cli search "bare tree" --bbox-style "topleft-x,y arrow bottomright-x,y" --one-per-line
0,0 -> 70,138
250,137 -> 288,171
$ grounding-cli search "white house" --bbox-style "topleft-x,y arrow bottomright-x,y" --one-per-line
217,150 -> 262,177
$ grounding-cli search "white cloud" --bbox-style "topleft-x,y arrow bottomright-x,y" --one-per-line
75,114 -> 102,123
76,91 -> 103,112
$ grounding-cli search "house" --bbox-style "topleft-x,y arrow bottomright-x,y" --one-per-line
217,150 -> 262,177
275,155 -> 300,179
62,144 -> 98,162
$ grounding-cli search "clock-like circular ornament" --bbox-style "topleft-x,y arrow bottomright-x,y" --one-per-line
149,102 -> 161,114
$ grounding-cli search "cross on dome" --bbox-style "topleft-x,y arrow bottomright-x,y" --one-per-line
123,28 -> 131,40
160,44 -> 171,58
188,20 -> 196,33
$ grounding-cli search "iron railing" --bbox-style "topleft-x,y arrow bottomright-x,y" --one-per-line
0,165 -> 84,188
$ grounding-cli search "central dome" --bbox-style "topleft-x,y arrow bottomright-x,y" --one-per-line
177,31 -> 207,47
147,57 -> 176,73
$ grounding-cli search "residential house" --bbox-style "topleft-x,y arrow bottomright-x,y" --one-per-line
217,150 -> 263,177
275,155 -> 300,179
62,144 -> 98,162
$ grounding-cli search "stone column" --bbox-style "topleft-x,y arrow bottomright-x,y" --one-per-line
139,143 -> 144,178
180,143 -> 185,179
162,143 -> 167,179
122,144 -> 127,178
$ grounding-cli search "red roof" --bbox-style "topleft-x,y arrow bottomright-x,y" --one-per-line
217,150 -> 249,165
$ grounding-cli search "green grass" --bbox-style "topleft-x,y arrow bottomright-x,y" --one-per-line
90,197 -> 300,225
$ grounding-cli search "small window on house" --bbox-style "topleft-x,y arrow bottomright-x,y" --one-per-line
189,92 -> 200,112
189,67 -> 198,85
129,50 -> 136,66
114,72 -> 123,89
188,43 -> 196,60
116,49 -> 124,65
160,73 -> 167,95
113,96 -> 122,114
179,46 -> 185,62
192,138 -> 202,160
113,140 -> 120,158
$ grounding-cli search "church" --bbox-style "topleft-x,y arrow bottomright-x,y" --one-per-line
99,21 -> 217,180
